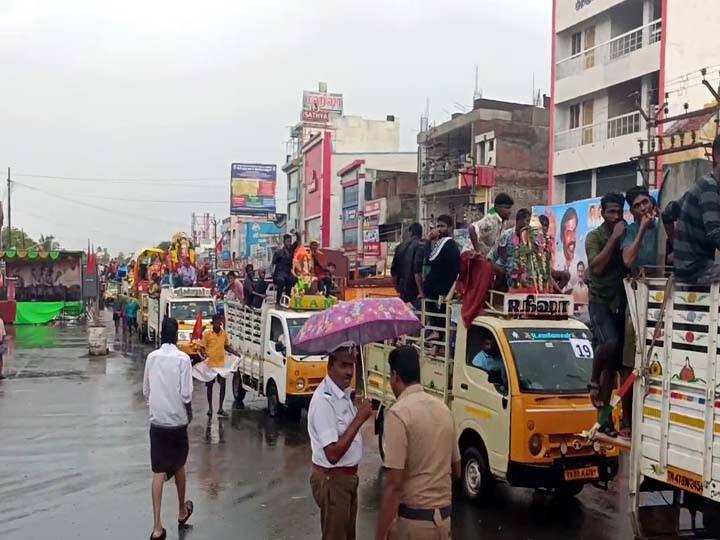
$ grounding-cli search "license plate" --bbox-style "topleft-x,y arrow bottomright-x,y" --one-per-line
564,466 -> 599,481
666,466 -> 704,495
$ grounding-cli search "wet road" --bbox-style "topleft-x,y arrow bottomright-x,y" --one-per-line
0,318 -> 636,540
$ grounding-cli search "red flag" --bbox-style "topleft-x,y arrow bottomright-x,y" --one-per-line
87,241 -> 96,274
215,239 -> 223,254
191,311 -> 204,341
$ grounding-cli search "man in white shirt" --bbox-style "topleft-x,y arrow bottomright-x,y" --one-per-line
143,317 -> 195,539
307,342 -> 373,540
179,258 -> 197,287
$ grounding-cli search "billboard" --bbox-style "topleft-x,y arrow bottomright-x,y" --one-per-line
244,222 -> 282,259
302,91 -> 343,125
230,163 -> 277,217
7,255 -> 82,302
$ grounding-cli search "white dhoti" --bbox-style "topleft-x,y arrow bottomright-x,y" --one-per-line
192,360 -> 231,382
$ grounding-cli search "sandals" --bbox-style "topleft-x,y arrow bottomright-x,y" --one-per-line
150,528 -> 166,540
178,500 -> 194,526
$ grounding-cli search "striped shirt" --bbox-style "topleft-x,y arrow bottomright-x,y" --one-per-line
674,173 -> 720,280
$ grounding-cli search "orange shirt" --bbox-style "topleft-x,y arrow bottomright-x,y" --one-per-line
202,329 -> 228,368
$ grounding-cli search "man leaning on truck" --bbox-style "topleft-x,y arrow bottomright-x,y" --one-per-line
308,342 -> 372,540
375,345 -> 460,540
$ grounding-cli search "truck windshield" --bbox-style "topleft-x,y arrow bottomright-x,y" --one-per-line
503,328 -> 593,394
170,301 -> 215,321
287,318 -> 307,343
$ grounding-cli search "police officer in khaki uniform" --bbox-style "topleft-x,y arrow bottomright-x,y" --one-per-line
375,345 -> 460,540
308,342 -> 373,540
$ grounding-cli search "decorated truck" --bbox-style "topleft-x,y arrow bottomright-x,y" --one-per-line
146,286 -> 216,358
366,290 -> 619,502
625,276 -> 720,537
225,296 -> 331,420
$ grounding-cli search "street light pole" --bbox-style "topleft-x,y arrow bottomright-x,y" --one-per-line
212,216 -> 218,274
6,168 -> 11,249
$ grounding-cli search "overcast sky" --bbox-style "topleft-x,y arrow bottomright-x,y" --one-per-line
0,0 -> 551,254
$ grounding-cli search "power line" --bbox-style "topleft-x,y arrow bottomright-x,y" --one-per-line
12,182 -> 188,228
15,173 -> 228,184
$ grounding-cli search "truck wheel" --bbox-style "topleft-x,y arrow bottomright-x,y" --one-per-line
232,372 -> 246,403
286,405 -> 302,423
267,381 -> 280,418
462,447 -> 493,504
703,506 -> 720,536
553,483 -> 584,498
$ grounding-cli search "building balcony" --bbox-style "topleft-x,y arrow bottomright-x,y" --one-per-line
554,111 -> 643,177
555,20 -> 661,104
555,110 -> 642,152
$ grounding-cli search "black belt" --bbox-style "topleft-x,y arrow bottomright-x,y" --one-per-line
398,504 -> 451,522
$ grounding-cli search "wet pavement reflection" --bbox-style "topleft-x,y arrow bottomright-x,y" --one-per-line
0,317 -> 635,539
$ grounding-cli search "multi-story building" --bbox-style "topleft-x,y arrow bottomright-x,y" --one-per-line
283,83 -> 415,250
337,162 -> 417,273
417,98 -> 549,228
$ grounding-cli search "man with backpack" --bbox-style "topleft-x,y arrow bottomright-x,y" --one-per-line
391,223 -> 425,308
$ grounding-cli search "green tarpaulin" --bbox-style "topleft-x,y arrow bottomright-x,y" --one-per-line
15,301 -> 83,325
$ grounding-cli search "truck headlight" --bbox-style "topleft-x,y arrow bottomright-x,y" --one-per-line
295,378 -> 306,391
529,434 -> 543,456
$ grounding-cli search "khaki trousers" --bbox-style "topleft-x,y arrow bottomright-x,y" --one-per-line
310,471 -> 358,540
389,513 -> 452,540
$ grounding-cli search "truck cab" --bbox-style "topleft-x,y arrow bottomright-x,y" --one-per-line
147,286 -> 216,357
367,291 -> 619,502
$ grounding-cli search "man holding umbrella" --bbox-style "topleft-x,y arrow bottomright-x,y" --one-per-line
308,342 -> 373,540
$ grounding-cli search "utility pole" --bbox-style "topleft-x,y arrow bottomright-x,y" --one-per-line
211,216 -> 219,274
6,168 -> 11,249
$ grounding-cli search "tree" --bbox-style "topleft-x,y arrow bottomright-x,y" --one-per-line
1,227 -> 37,250
38,234 -> 60,251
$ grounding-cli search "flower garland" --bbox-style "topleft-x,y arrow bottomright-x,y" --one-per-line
507,227 -> 552,293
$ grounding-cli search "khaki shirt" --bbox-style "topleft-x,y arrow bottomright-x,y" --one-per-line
384,385 -> 459,509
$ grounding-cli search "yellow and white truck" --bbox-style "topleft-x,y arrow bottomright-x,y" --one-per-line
366,292 -> 619,501
225,299 -> 328,420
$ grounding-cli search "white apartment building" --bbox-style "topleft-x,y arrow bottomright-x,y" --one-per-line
550,0 -> 663,203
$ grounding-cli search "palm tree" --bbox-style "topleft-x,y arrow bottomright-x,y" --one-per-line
38,234 -> 60,251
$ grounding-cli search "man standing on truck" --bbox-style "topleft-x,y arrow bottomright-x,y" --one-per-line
272,230 -> 301,303
308,342 -> 373,540
586,192 -> 627,436
424,215 -> 461,343
375,345 -> 460,540
619,186 -> 659,439
673,135 -> 720,283
390,222 -> 425,306
200,314 -> 232,418
179,258 -> 197,287
468,193 -> 514,257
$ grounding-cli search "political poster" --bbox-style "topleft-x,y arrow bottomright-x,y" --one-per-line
230,163 -> 277,217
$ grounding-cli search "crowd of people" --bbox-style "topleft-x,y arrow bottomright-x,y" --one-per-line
141,135 -> 720,539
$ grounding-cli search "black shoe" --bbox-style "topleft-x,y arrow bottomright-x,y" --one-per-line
217,409 -> 228,418
0,374 -> 6,380
206,410 -> 213,417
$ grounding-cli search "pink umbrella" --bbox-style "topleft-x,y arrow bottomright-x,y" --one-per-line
293,297 -> 421,354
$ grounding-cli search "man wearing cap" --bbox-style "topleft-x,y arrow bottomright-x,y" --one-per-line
308,343 -> 373,540
375,345 -> 460,540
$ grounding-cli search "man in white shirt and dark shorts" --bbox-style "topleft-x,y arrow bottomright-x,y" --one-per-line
307,342 -> 373,540
143,317 -> 195,539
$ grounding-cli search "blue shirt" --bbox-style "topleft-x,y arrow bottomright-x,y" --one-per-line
125,300 -> 139,319
471,351 -> 507,386
621,220 -> 659,269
